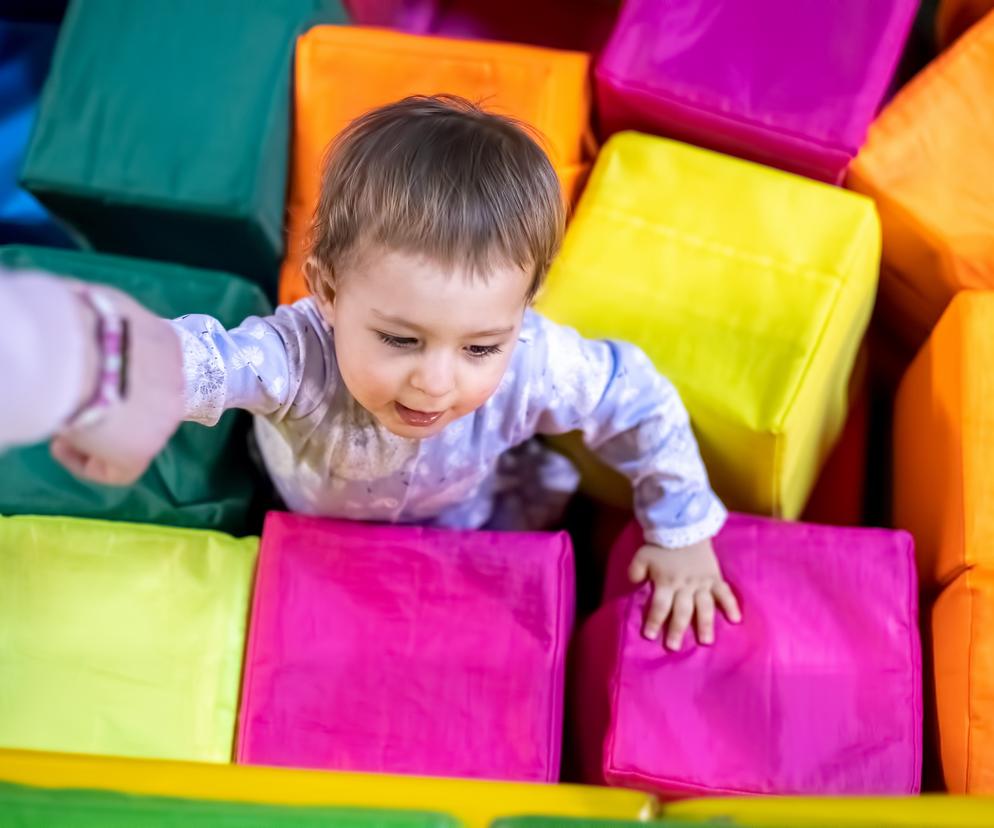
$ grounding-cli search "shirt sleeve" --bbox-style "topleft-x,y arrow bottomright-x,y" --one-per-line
523,311 -> 727,549
170,301 -> 333,426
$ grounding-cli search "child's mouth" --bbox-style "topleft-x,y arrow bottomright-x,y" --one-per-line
394,403 -> 444,427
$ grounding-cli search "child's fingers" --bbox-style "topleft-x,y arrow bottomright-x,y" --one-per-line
52,437 -> 142,486
643,583 -> 675,640
713,580 -> 742,623
694,589 -> 716,645
665,588 -> 695,651
50,437 -> 90,478
86,457 -> 144,486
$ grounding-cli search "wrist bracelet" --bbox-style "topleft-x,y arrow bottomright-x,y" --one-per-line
64,287 -> 129,430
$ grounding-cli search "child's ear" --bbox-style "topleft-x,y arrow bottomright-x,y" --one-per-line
303,257 -> 337,323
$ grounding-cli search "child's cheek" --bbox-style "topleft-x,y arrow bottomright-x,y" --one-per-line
459,363 -> 507,414
340,353 -> 396,411
366,363 -> 403,407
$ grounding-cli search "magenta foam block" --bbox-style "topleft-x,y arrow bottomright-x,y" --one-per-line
595,0 -> 917,183
238,512 -> 575,781
573,514 -> 922,796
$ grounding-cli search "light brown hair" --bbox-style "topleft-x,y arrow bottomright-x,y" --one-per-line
307,95 -> 565,302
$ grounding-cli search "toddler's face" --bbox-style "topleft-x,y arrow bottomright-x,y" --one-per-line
318,248 -> 530,439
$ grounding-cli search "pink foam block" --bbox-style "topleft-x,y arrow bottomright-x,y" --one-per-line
595,0 -> 917,183
344,0 -> 617,52
237,512 -> 575,781
573,514 -> 922,796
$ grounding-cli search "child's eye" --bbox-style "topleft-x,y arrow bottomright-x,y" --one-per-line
465,344 -> 503,359
377,332 -> 418,349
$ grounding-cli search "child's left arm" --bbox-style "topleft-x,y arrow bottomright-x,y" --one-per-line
526,314 -> 741,649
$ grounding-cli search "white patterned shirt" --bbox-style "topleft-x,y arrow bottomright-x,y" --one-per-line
172,300 -> 726,548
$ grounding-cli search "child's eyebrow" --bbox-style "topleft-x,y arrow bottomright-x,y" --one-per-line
467,325 -> 515,338
372,311 -> 422,331
373,310 -> 513,339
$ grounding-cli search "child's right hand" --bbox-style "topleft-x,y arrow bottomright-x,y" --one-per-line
628,538 -> 742,651
50,287 -> 184,486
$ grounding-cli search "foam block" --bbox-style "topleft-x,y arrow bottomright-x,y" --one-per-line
0,20 -> 73,247
848,12 -> 994,352
937,0 -> 994,47
493,820 -> 700,828
0,783 -> 458,828
279,25 -> 594,305
893,291 -> 994,793
19,0 -> 347,293
0,515 -> 258,762
0,245 -> 270,533
0,750 -> 656,828
237,512 -> 574,781
344,0 -> 618,52
800,351 -> 869,527
571,515 -> 922,796
893,292 -> 994,591
666,794 -> 994,826
932,567 -> 994,793
595,0 -> 916,183
536,132 -> 880,519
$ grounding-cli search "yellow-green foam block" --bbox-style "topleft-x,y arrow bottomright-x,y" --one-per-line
0,515 -> 258,762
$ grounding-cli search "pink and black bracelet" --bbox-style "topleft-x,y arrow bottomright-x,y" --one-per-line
64,287 -> 130,431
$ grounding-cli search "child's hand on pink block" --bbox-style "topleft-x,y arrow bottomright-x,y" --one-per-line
628,539 -> 741,650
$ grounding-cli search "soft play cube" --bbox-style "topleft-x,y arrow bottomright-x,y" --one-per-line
571,515 -> 922,796
893,292 -> 994,592
279,25 -> 594,305
493,820 -> 703,828
893,292 -> 994,792
595,0 -> 916,184
19,0 -> 347,294
0,20 -> 72,248
0,752 -> 655,828
937,0 -> 994,47
237,512 -> 574,781
848,12 -> 994,352
932,567 -> 994,793
344,0 -> 618,52
0,515 -> 258,762
536,132 -> 880,519
0,245 -> 270,534
0,784 -> 458,828
666,794 -> 994,826
799,366 -> 869,527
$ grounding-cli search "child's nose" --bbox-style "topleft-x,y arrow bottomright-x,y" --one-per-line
410,351 -> 455,399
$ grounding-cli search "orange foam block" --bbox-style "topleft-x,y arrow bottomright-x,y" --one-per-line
280,25 -> 594,305
847,12 -> 994,351
893,291 -> 994,793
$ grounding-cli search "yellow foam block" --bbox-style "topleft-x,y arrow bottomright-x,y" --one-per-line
0,515 -> 258,763
537,131 -> 879,518
0,749 -> 655,828
664,794 -> 994,826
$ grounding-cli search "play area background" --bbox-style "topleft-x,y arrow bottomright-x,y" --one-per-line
1,0 -> 994,824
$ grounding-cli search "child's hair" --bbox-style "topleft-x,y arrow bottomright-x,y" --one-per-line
307,95 -> 565,302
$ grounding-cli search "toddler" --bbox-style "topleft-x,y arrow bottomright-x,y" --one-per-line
174,95 -> 740,649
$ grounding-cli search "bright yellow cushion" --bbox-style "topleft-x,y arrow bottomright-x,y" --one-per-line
0,748 -> 655,828
537,131 -> 879,518
665,794 -> 994,826
0,516 -> 258,762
